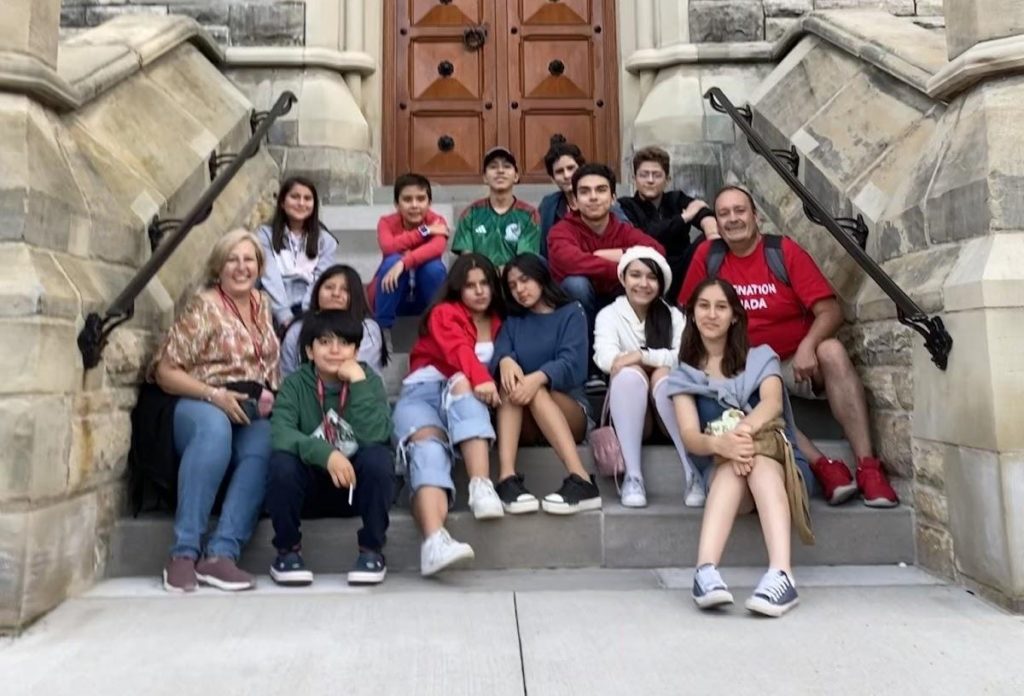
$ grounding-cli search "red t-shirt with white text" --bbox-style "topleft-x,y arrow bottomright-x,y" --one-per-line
678,237 -> 835,360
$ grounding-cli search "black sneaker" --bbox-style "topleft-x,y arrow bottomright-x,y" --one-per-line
347,550 -> 387,585
495,474 -> 540,514
745,569 -> 799,617
584,373 -> 608,395
542,474 -> 603,515
270,549 -> 313,586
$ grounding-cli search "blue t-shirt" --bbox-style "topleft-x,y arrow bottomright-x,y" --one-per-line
490,301 -> 588,402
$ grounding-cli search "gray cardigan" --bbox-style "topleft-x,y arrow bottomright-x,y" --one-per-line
257,224 -> 339,325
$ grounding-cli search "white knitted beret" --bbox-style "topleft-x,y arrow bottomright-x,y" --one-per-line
617,245 -> 672,296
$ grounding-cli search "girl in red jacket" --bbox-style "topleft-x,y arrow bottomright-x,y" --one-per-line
392,253 -> 506,576
370,173 -> 449,329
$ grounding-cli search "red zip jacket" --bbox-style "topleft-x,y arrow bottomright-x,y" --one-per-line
547,212 -> 665,295
376,209 -> 448,270
407,301 -> 502,387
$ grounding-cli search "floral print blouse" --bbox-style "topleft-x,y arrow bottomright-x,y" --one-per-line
153,289 -> 281,390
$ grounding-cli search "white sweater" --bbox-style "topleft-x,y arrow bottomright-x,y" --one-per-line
593,296 -> 686,374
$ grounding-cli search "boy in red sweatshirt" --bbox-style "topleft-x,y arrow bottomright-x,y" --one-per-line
547,163 -> 663,386
370,173 -> 449,329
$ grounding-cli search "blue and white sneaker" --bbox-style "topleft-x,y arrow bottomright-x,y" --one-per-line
270,549 -> 314,587
691,564 -> 734,609
347,550 -> 387,585
745,569 -> 799,617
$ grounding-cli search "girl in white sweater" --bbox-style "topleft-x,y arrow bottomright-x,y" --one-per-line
593,246 -> 702,508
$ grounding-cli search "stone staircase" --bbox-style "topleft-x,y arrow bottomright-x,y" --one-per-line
105,184 -> 915,578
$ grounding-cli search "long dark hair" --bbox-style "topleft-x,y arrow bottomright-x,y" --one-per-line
271,176 -> 322,258
625,258 -> 673,350
419,253 -> 505,335
309,264 -> 389,366
679,278 -> 749,378
502,253 -> 570,316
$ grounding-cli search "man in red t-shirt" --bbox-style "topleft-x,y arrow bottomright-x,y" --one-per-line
677,186 -> 898,508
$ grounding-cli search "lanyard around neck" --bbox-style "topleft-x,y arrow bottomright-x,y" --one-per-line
217,286 -> 264,363
316,376 -> 348,444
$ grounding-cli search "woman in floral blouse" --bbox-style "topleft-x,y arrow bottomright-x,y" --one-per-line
154,229 -> 280,593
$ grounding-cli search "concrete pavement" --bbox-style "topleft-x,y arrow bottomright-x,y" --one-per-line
2,567 -> 1023,696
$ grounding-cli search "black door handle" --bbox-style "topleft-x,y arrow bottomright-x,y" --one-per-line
463,26 -> 488,50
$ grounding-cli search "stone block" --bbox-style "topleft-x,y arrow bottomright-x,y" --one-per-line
86,6 -> 169,27
295,70 -> 371,150
871,409 -> 912,479
168,4 -> 231,27
277,146 -> 373,204
843,319 -> 913,367
766,17 -> 799,42
0,0 -> 60,67
1002,452 -> 1024,595
0,511 -> 27,628
0,318 -> 81,394
61,7 -> 87,28
814,0 -> 914,14
689,1 -> 765,43
104,328 -> 160,386
53,253 -> 165,328
855,245 -> 960,321
860,365 -> 913,411
944,0 -> 1024,59
916,522 -> 955,579
68,408 -> 131,493
912,438 -> 947,489
634,67 -> 704,147
764,0 -> 812,17
916,0 -> 944,16
914,482 -> 949,526
0,395 -> 73,502
228,3 -> 305,47
0,246 -> 80,320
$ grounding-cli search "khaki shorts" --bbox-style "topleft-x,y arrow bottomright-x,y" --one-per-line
780,357 -> 827,400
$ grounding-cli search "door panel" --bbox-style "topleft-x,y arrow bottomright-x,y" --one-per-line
385,0 -> 618,183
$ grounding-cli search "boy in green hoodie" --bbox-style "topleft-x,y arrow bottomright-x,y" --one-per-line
268,310 -> 395,586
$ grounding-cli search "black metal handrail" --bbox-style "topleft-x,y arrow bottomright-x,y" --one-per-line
704,87 -> 953,370
77,91 -> 297,369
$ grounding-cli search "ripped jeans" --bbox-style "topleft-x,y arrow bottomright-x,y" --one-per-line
392,375 -> 495,500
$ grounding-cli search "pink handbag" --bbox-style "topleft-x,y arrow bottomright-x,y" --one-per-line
590,394 -> 625,479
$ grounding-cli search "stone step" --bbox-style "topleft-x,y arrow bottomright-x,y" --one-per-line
106,499 -> 913,577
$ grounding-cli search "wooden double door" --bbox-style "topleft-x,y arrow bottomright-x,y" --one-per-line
383,0 -> 619,183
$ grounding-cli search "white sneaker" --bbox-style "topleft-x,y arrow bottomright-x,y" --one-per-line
468,477 -> 504,520
420,528 -> 475,577
620,475 -> 647,508
684,476 -> 706,508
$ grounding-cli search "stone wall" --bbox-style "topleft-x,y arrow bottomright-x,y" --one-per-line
690,1 -> 945,43
0,15 -> 279,632
61,1 -> 306,46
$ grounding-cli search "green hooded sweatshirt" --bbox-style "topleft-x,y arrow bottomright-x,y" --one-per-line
271,362 -> 393,468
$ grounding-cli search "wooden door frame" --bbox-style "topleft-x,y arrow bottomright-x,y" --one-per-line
381,1 -> 621,185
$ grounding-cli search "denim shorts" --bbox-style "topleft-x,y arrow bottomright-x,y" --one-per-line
392,376 -> 495,496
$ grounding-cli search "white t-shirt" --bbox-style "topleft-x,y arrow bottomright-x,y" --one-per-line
404,341 -> 495,385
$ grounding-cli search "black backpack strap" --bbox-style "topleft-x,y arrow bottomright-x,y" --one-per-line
762,235 -> 790,286
705,238 -> 728,279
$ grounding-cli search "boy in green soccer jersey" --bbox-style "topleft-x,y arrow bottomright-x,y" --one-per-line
451,146 -> 540,268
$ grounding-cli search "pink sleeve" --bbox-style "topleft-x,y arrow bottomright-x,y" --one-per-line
377,215 -> 424,256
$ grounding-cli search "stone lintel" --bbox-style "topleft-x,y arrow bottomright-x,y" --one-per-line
223,46 -> 376,77
0,51 -> 78,110
928,35 -> 1024,101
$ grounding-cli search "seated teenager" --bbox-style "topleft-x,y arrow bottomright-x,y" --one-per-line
451,146 -> 541,268
267,311 -> 395,586
538,135 -> 627,257
280,264 -> 387,377
153,229 -> 280,593
369,172 -> 449,330
666,278 -> 808,617
592,246 -> 698,508
547,162 -> 664,386
257,176 -> 338,332
492,253 -> 600,515
392,253 -> 505,576
619,147 -> 718,300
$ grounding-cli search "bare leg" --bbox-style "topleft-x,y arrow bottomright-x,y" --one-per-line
795,427 -> 824,463
816,338 -> 873,459
496,399 -> 524,482
746,455 -> 792,574
407,427 -> 450,537
695,463 -> 754,567
527,388 -> 589,479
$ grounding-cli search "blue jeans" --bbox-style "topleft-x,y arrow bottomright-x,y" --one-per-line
374,254 -> 447,328
561,275 -> 618,373
171,398 -> 271,560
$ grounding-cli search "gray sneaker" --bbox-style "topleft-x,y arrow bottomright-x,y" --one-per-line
620,475 -> 647,508
691,563 -> 734,609
745,569 -> 799,617
195,556 -> 256,592
163,556 -> 197,593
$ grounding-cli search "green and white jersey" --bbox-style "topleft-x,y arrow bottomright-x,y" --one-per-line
451,197 -> 541,266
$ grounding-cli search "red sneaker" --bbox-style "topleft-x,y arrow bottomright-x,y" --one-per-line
811,457 -> 858,505
856,457 -> 899,508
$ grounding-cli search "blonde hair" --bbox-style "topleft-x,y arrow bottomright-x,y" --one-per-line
205,229 -> 264,287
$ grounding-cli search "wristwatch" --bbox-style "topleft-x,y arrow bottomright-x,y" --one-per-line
418,224 -> 430,237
